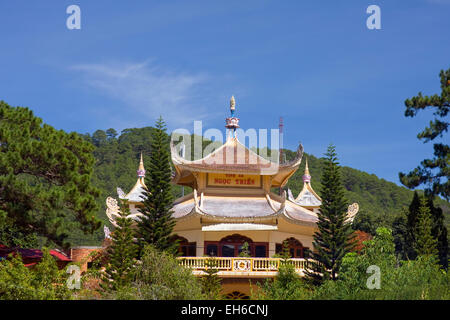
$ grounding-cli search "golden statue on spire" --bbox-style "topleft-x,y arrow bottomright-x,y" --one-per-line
225,95 -> 239,132
230,95 -> 236,117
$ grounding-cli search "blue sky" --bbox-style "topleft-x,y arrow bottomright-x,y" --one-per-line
0,0 -> 449,185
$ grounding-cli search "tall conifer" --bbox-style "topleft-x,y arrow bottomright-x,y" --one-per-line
138,117 -> 177,254
306,144 -> 355,284
101,200 -> 138,292
415,197 -> 438,258
406,192 -> 448,267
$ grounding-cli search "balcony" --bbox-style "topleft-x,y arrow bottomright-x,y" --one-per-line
177,257 -> 312,278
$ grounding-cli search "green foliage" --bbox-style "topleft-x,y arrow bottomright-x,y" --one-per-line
306,144 -> 355,284
105,245 -> 204,300
313,228 -> 450,300
101,200 -> 138,292
0,248 -> 72,300
0,101 -> 100,247
137,117 -> 177,254
0,210 -> 38,248
239,242 -> 251,257
392,207 -> 411,261
254,262 -> 310,300
273,240 -> 291,260
200,257 -> 222,300
403,192 -> 448,268
399,68 -> 449,200
415,197 -> 439,258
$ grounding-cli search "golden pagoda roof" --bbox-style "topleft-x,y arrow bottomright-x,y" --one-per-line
118,153 -> 147,203
288,157 -> 322,207
171,136 -> 304,188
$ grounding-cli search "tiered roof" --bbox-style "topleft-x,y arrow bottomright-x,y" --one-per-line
171,189 -> 318,228
118,152 -> 147,203
171,137 -> 304,188
288,158 -> 322,208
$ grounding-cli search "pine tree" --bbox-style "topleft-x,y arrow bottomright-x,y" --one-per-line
406,192 -> 448,267
0,101 -> 100,247
404,191 -> 421,260
138,117 -> 177,254
200,257 -> 222,300
306,144 -> 355,284
239,242 -> 251,257
399,68 -> 449,200
427,198 -> 448,268
101,200 -> 138,292
415,197 -> 438,258
392,207 -> 410,261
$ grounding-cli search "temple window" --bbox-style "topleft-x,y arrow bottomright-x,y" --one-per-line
275,237 -> 309,258
172,236 -> 196,257
206,244 -> 218,256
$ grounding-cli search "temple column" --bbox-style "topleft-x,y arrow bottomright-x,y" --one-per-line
268,232 -> 276,257
196,232 -> 204,257
268,242 -> 276,257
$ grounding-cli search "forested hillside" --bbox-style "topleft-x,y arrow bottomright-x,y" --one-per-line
68,127 -> 449,245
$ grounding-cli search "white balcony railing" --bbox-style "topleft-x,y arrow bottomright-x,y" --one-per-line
177,257 -> 312,276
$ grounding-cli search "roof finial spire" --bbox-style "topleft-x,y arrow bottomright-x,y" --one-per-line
303,157 -> 311,183
225,95 -> 240,136
137,152 -> 146,178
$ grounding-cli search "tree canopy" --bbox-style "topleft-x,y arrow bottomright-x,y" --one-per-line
0,101 -> 100,247
399,68 -> 449,200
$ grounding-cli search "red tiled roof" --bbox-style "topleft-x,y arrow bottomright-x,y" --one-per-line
49,250 -> 72,261
0,247 -> 71,262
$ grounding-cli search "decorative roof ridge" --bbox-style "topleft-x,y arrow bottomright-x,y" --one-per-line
280,210 -> 317,227
171,135 -> 277,166
285,197 -> 319,218
173,191 -> 195,205
193,189 -> 200,210
279,143 -> 304,169
287,188 -> 296,202
345,203 -> 360,223
265,193 -> 278,212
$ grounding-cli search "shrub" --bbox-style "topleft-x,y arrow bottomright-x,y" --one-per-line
0,248 -> 72,300
105,245 -> 205,300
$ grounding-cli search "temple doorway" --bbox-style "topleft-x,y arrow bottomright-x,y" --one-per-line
204,234 -> 268,257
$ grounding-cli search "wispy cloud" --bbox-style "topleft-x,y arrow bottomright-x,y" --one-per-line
71,60 -> 213,127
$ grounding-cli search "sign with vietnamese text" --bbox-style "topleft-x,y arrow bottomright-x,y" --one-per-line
207,173 -> 261,188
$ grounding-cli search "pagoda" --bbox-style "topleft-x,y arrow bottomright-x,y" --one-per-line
105,97 -> 359,298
